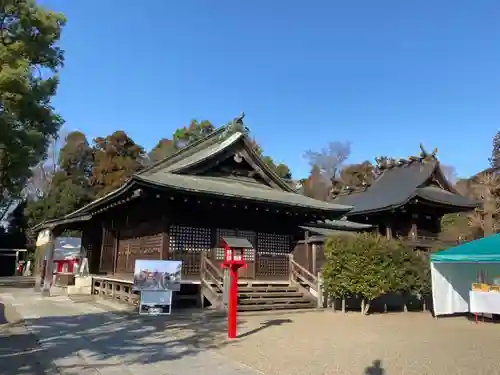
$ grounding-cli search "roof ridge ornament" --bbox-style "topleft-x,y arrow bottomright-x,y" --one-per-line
419,143 -> 438,163
220,112 -> 250,140
375,144 -> 439,172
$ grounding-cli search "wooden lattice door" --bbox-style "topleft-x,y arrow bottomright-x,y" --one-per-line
168,225 -> 211,277
256,232 -> 291,279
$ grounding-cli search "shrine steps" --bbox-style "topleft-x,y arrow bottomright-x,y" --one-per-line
202,281 -> 317,312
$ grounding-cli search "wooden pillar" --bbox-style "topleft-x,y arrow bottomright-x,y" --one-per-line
312,244 -> 318,275
113,226 -> 119,275
99,222 -> 106,272
305,230 -> 314,273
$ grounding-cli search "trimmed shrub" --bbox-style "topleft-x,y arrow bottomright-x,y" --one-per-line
322,233 -> 430,314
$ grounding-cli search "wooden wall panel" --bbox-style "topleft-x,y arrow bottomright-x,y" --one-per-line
115,219 -> 163,274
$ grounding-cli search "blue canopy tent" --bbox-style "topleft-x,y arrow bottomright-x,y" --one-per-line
430,234 -> 500,316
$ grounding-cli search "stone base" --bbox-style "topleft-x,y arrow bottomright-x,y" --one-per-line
54,273 -> 75,287
67,276 -> 92,295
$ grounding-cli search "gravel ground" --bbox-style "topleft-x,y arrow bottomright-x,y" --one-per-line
4,279 -> 500,375
216,310 -> 500,375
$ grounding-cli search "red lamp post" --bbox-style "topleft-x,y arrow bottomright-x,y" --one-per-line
220,236 -> 252,339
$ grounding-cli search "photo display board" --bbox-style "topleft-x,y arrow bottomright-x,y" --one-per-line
134,259 -> 183,316
133,260 -> 182,292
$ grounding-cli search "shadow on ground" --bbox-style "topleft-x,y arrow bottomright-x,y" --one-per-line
0,304 -> 6,325
237,318 -> 292,339
364,359 -> 385,375
0,303 -> 281,375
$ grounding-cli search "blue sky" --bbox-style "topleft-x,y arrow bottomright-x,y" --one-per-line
41,0 -> 499,179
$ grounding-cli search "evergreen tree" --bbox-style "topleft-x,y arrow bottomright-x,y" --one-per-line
0,1 -> 66,202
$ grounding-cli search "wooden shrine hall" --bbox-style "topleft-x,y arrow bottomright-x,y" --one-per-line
33,115 -> 362,310
331,145 -> 479,249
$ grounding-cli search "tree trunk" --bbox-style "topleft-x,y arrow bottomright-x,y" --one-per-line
341,298 -> 346,313
360,299 -> 365,314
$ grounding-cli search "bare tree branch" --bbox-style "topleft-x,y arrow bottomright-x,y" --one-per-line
303,141 -> 351,181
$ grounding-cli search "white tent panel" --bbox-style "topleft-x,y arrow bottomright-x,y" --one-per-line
431,262 -> 500,316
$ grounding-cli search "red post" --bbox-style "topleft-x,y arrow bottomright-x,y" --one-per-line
228,266 -> 239,339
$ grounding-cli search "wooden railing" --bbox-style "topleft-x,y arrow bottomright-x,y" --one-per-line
91,276 -> 138,305
200,252 -> 225,309
289,254 -> 323,307
200,252 -> 224,291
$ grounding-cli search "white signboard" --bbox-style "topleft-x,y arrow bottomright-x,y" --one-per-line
139,290 -> 172,315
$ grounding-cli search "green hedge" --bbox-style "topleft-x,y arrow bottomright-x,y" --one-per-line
322,233 -> 430,314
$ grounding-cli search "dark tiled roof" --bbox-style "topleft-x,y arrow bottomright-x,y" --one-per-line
416,186 -> 478,208
322,219 -> 373,229
161,133 -> 242,173
140,128 -> 295,192
142,132 -> 242,175
333,160 -> 478,215
306,219 -> 373,230
299,226 -> 357,238
55,126 -> 352,225
136,173 -> 351,212
138,127 -> 227,176
221,236 -> 254,249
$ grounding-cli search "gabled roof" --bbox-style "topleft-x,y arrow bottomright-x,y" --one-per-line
139,126 -> 295,192
62,123 -> 352,221
333,160 -> 479,215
